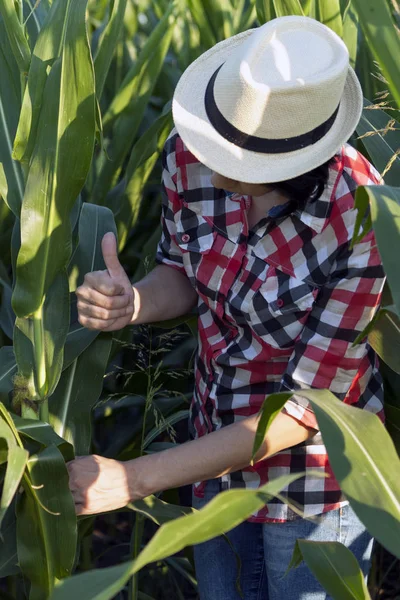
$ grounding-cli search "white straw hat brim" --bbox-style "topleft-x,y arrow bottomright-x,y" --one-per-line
172,29 -> 363,183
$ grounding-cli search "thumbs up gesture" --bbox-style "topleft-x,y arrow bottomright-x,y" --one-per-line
76,233 -> 135,331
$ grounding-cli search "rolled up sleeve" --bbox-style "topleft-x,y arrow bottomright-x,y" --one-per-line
156,132 -> 186,273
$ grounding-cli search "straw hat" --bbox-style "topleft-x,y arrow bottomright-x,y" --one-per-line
172,16 -> 363,183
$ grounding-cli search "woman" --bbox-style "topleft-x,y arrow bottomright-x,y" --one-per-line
68,16 -> 385,599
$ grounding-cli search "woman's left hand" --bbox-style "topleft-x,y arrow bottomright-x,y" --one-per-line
67,455 -> 134,516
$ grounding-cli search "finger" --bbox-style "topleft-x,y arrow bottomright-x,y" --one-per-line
78,314 -> 118,331
78,300 -> 132,321
76,285 -> 130,308
82,272 -> 125,297
101,233 -> 126,280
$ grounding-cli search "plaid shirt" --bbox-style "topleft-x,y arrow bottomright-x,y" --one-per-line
156,129 -> 385,522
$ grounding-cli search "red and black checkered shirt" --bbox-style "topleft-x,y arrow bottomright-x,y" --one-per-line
156,129 -> 385,522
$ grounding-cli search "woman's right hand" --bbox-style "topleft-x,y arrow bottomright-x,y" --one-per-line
76,232 -> 135,331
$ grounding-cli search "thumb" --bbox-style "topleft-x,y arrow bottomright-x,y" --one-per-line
101,232 -> 125,281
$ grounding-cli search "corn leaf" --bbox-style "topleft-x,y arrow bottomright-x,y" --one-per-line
354,186 -> 400,319
385,404 -> 400,455
94,0 -> 128,99
13,0 -> 76,164
0,418 -> 28,527
92,2 -> 177,205
102,3 -> 177,129
50,473 -> 311,600
186,0 -> 217,48
0,0 -> 31,74
128,495 -> 194,526
272,0 -> 304,17
254,389 -> 400,559
13,271 -> 70,401
17,445 -> 77,600
290,541 -> 371,600
342,4 -> 358,67
256,0 -> 276,24
23,0 -> 51,50
317,0 -> 343,37
13,0 -> 96,316
0,346 -> 17,395
352,0 -> 400,109
0,501 -> 19,578
112,103 -> 173,251
12,414 -> 74,462
11,0 -> 96,401
356,100 -> 400,188
353,305 -> 400,375
49,333 -> 112,455
0,19 -> 24,216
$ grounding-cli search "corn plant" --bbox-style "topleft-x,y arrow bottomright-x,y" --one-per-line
0,1 -> 399,599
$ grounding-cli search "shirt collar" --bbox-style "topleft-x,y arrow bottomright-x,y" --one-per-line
229,154 -> 342,235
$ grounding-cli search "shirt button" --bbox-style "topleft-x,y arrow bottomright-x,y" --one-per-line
181,233 -> 190,243
277,298 -> 284,308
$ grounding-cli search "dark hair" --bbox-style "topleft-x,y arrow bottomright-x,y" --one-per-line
270,157 -> 336,211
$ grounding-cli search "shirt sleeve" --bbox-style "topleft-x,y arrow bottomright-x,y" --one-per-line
155,131 -> 186,274
280,227 -> 385,430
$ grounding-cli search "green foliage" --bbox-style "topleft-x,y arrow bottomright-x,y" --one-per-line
50,473 -> 309,600
290,541 -> 371,600
0,0 -> 399,598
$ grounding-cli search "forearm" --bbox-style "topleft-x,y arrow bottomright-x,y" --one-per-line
131,264 -> 198,325
127,412 -> 316,501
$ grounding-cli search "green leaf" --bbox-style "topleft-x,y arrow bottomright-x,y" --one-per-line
385,403 -> 400,455
17,445 -> 77,600
94,0 -> 128,99
92,2 -> 177,205
50,473 -> 310,600
128,495 -> 194,526
318,0 -> 343,36
356,101 -> 400,188
49,333 -> 112,456
342,4 -> 358,67
252,392 -> 292,461
112,104 -> 173,251
272,0 -> 304,17
0,501 -> 19,578
13,271 -> 70,400
63,310 -> 99,370
0,346 -> 16,395
351,0 -> 400,109
256,0 -> 276,24
102,4 -> 177,129
0,19 -> 24,216
293,540 -> 371,600
295,389 -> 400,559
14,0 -> 93,164
12,414 -> 74,462
0,0 -> 31,73
359,186 -> 400,318
23,0 -> 51,50
12,0 -> 96,401
186,0 -> 218,48
143,410 -> 189,449
355,305 -> 400,375
0,417 -> 28,528
0,274 -> 14,339
68,202 -> 117,292
13,0 -> 96,317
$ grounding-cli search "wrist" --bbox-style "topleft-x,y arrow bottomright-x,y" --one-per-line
125,454 -> 155,501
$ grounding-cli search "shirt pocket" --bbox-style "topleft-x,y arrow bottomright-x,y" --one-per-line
175,210 -> 218,292
248,263 -> 319,349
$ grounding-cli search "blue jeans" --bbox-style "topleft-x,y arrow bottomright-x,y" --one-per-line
192,480 -> 373,600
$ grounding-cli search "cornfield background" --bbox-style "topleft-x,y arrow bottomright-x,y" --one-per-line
0,0 -> 400,599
